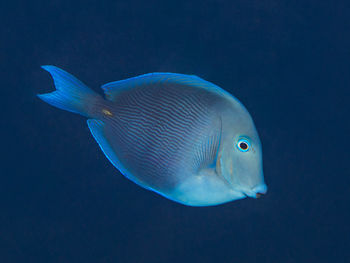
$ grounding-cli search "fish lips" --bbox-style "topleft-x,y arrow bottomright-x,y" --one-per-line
242,183 -> 268,199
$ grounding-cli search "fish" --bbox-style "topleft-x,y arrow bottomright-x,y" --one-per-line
38,65 -> 267,206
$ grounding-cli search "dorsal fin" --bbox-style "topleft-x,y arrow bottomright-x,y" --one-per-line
101,72 -> 229,101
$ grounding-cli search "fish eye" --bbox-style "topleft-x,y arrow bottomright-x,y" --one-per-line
237,139 -> 250,152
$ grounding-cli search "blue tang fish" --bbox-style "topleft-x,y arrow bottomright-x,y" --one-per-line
38,66 -> 267,206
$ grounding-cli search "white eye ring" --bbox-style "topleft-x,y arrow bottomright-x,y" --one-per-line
237,139 -> 250,152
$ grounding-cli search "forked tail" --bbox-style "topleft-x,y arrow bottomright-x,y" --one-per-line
38,65 -> 101,118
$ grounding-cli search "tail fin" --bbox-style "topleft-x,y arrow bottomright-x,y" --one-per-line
38,65 -> 99,117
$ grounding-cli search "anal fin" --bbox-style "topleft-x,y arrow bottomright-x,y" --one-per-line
87,119 -> 128,176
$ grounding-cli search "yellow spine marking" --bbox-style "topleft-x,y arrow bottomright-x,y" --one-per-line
102,109 -> 113,116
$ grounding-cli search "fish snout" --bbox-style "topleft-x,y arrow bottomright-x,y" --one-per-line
243,184 -> 267,199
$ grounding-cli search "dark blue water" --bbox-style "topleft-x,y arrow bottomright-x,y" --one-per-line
1,1 -> 349,262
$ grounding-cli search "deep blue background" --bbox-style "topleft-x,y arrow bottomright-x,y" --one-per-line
1,0 -> 349,262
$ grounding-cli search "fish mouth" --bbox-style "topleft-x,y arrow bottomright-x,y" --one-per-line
242,184 -> 268,199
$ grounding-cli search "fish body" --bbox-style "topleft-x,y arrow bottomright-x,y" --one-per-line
38,66 -> 267,206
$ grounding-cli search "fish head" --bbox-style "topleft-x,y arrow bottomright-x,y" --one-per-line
216,110 -> 267,199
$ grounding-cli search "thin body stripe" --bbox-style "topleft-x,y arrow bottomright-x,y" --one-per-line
101,81 -> 222,191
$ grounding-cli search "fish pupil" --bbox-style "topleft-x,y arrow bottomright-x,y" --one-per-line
239,142 -> 248,150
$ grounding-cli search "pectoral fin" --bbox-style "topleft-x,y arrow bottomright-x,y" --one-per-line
192,116 -> 222,175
